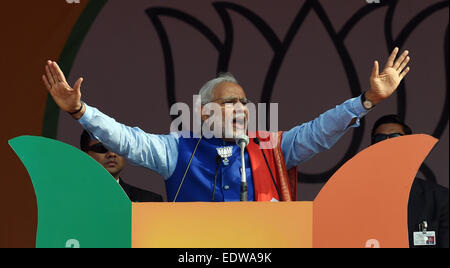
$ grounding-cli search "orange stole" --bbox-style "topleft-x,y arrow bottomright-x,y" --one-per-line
247,132 -> 298,201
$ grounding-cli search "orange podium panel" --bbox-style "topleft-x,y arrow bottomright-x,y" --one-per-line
313,134 -> 438,248
132,202 -> 313,248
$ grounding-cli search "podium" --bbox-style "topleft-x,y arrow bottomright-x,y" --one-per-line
8,135 -> 437,248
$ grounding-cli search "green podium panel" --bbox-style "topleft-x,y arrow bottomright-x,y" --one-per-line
9,136 -> 131,248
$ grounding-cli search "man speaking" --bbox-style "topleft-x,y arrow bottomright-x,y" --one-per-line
42,48 -> 411,202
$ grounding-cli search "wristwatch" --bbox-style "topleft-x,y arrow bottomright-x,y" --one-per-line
361,92 -> 374,110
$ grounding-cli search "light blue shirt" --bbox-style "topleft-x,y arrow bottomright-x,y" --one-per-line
79,96 -> 368,179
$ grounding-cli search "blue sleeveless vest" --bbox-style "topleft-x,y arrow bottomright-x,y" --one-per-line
166,136 -> 255,202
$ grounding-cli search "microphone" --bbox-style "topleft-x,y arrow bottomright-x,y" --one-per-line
172,136 -> 203,202
236,135 -> 249,201
254,137 -> 282,201
236,135 -> 250,148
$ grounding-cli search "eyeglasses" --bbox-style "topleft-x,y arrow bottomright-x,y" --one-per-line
210,97 -> 251,106
372,133 -> 404,144
87,143 -> 109,154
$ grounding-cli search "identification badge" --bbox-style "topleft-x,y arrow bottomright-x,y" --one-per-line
413,231 -> 436,246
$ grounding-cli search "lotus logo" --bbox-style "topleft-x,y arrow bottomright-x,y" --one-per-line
217,146 -> 233,165
51,0 -> 447,187
143,0 -> 448,183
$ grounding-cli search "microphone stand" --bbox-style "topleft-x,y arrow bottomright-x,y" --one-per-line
239,144 -> 247,201
172,136 -> 203,202
236,135 -> 249,201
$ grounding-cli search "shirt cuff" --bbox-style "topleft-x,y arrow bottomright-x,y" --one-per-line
350,95 -> 369,118
78,103 -> 94,126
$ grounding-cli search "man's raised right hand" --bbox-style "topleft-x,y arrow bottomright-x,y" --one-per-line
42,60 -> 85,119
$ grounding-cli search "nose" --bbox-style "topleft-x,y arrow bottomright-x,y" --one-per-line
106,151 -> 117,158
234,101 -> 247,113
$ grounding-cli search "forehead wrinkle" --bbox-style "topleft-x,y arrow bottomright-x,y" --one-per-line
212,82 -> 245,98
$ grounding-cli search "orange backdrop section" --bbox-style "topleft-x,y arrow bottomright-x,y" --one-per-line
0,1 -> 89,247
314,134 -> 438,248
132,202 -> 313,248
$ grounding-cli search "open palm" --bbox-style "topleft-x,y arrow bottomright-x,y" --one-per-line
369,48 -> 410,101
42,61 -> 83,113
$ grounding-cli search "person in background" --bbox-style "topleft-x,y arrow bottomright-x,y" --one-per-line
80,130 -> 163,202
371,114 -> 449,248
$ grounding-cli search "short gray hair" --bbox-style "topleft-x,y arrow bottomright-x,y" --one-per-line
198,72 -> 238,105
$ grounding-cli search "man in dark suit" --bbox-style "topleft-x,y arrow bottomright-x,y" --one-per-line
371,115 -> 449,248
80,130 -> 163,202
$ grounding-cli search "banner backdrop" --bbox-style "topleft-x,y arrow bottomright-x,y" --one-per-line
1,0 -> 448,247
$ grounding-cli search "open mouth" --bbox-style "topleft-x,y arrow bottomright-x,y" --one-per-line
233,118 -> 245,126
233,114 -> 246,124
